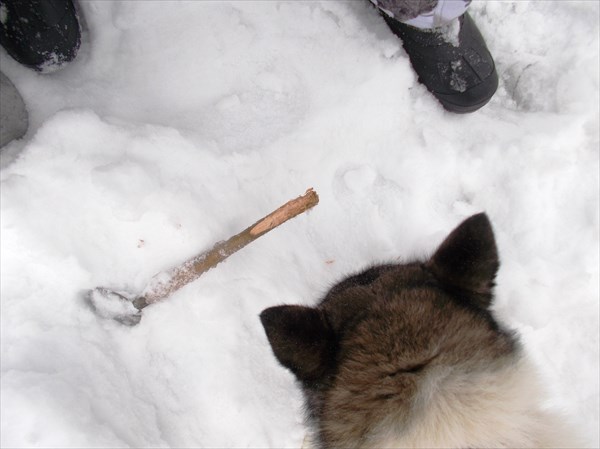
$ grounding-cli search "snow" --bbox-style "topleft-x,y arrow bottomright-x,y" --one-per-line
1,1 -> 598,447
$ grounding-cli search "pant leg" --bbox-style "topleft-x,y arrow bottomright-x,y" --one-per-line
372,0 -> 471,29
0,72 -> 28,149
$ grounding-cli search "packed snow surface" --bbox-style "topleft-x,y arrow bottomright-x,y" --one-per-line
1,1 -> 598,447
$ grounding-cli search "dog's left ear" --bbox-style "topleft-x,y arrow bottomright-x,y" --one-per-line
260,305 -> 336,384
426,213 -> 499,307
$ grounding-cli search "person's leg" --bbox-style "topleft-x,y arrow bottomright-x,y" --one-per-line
0,0 -> 81,149
373,0 -> 497,113
374,0 -> 468,28
0,72 -> 28,149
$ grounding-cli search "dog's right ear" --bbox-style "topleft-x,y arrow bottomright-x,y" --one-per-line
426,213 -> 499,308
260,305 -> 335,383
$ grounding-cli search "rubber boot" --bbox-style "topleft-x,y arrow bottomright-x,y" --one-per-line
384,12 -> 498,113
0,0 -> 81,71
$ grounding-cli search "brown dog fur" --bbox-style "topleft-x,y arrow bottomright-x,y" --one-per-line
260,214 -> 577,448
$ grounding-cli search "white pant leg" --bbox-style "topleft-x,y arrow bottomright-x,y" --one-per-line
404,0 -> 470,29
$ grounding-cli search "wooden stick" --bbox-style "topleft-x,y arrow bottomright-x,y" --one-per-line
133,189 -> 319,309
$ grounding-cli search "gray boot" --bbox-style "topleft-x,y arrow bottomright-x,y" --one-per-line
0,71 -> 28,149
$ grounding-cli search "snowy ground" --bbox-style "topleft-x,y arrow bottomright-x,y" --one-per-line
1,1 -> 598,447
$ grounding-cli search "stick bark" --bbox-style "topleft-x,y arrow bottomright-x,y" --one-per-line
133,189 -> 319,310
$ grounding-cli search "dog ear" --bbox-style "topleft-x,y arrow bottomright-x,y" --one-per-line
260,305 -> 335,383
426,213 -> 499,307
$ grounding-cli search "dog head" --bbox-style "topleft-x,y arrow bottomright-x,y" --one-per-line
260,213 -> 519,447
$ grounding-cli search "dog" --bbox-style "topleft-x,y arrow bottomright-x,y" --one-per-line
260,213 -> 578,448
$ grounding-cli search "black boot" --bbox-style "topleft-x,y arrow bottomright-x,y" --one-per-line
0,0 -> 81,71
383,12 -> 498,113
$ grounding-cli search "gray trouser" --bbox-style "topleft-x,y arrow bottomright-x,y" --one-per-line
371,0 -> 471,28
0,72 -> 28,149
